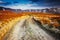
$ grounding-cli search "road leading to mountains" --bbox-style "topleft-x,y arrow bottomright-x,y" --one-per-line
4,17 -> 55,40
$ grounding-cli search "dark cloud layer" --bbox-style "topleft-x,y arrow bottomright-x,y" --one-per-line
30,0 -> 60,7
0,0 -> 60,7
30,0 -> 60,3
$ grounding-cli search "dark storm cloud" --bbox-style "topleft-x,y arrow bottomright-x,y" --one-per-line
30,0 -> 60,3
46,0 -> 60,6
29,0 -> 60,7
47,0 -> 60,3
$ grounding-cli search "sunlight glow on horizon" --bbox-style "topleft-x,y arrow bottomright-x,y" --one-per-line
4,4 -> 50,10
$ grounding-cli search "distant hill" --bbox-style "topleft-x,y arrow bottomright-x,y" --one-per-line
0,6 -> 13,10
0,6 -> 22,12
0,7 -> 5,10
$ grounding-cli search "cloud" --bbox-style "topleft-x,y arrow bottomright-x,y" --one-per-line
0,1 -> 6,4
4,3 -> 50,9
0,1 -> 12,6
29,0 -> 60,7
1,0 -> 60,8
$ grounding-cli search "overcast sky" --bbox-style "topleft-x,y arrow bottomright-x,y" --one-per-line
0,0 -> 60,9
